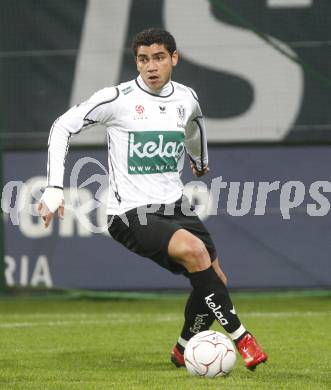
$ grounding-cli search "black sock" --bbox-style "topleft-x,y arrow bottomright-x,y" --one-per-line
188,266 -> 242,334
176,290 -> 215,354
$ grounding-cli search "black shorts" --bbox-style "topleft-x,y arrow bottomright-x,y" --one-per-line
107,196 -> 217,275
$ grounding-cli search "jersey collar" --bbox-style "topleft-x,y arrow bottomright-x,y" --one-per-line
135,75 -> 174,98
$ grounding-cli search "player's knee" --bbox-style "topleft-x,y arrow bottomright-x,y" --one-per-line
181,239 -> 210,270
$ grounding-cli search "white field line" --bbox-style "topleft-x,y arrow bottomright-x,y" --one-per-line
2,312 -> 146,320
243,311 -> 331,318
0,311 -> 330,329
2,310 -> 330,319
0,319 -> 132,329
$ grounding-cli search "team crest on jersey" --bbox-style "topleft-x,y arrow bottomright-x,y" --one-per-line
176,105 -> 186,128
128,131 -> 184,174
176,105 -> 186,121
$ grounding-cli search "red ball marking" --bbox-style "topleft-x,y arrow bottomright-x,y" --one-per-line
135,105 -> 144,114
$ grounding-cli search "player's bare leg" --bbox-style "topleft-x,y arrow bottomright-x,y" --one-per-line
211,258 -> 227,286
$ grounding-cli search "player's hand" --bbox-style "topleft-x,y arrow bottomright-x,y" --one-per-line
38,187 -> 64,228
38,200 -> 64,228
190,162 -> 210,177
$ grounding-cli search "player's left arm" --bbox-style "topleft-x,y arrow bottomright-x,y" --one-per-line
185,92 -> 209,177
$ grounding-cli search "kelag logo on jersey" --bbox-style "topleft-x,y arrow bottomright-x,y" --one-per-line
128,131 -> 184,174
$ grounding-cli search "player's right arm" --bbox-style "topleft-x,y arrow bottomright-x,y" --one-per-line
38,87 -> 119,227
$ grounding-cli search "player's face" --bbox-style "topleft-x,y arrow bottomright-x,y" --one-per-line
135,43 -> 178,91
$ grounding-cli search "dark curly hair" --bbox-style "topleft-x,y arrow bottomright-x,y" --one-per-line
132,28 -> 177,56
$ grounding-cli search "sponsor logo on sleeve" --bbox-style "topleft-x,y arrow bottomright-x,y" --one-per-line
121,86 -> 133,95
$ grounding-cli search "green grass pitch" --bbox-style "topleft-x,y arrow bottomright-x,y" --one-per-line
0,291 -> 330,389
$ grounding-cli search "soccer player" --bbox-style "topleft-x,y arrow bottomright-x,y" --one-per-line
38,28 -> 267,370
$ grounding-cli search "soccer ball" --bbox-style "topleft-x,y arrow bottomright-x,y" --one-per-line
184,330 -> 236,378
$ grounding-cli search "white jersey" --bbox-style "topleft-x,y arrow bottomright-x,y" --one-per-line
47,75 -> 208,215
